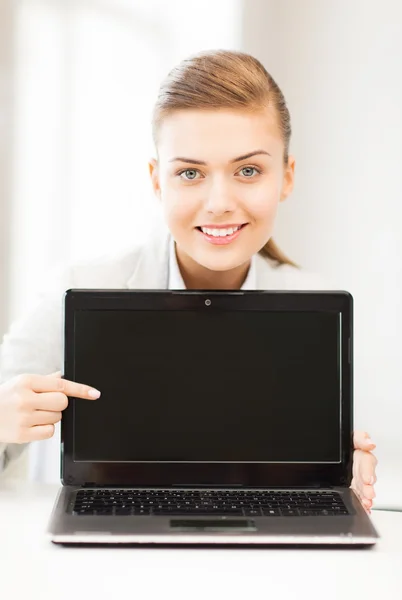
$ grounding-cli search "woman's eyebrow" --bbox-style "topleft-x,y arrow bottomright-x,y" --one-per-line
169,150 -> 271,165
230,150 -> 271,163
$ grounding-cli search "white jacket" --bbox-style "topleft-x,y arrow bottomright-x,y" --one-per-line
0,225 -> 336,473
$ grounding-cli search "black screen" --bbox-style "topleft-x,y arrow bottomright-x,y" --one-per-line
72,310 -> 341,463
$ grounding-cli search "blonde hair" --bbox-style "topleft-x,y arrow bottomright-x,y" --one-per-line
152,49 -> 298,268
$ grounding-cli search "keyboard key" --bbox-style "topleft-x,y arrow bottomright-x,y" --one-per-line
262,508 -> 281,516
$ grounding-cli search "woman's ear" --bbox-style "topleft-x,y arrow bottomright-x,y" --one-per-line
280,155 -> 295,203
148,158 -> 161,200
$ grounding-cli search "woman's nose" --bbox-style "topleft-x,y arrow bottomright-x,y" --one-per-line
204,178 -> 236,214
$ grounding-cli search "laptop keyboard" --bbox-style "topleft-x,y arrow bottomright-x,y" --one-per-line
72,489 -> 350,517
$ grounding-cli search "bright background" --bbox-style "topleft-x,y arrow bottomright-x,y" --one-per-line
0,0 -> 401,505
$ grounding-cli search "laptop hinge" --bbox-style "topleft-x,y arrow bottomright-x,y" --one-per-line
82,483 -> 104,487
81,483 -> 335,489
81,483 -> 136,488
164,483 -> 335,490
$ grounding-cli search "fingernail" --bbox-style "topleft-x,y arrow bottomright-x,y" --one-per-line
370,476 -> 375,485
365,438 -> 375,446
88,389 -> 101,398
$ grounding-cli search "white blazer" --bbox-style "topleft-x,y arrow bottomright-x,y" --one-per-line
0,224 -> 336,473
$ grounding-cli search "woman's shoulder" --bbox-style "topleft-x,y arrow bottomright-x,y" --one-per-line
257,254 -> 342,291
69,222 -> 170,288
69,245 -> 144,287
279,263 -> 337,289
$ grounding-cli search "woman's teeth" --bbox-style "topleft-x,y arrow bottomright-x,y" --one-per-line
200,226 -> 241,237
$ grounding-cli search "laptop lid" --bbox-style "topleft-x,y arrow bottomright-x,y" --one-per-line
61,290 -> 353,488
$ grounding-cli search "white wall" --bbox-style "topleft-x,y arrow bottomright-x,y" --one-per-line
0,0 -> 14,339
241,0 -> 402,501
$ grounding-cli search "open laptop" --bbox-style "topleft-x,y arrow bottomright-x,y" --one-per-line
47,289 -> 379,546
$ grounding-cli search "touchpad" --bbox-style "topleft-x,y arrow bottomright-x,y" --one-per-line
169,519 -> 256,532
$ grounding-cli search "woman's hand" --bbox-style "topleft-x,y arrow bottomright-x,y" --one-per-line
0,371 -> 101,444
351,430 -> 377,513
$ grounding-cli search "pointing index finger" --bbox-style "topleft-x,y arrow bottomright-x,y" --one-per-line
29,374 -> 101,399
61,377 -> 101,399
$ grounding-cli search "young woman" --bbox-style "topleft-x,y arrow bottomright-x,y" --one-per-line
0,50 -> 377,511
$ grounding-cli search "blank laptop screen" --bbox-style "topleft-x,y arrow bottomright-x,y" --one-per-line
71,309 -> 342,463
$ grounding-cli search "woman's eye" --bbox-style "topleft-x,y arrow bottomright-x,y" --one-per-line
239,166 -> 260,177
179,169 -> 201,180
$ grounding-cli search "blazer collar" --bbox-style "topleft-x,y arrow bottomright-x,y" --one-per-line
126,224 -> 281,290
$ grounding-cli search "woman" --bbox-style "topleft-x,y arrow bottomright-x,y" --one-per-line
0,50 -> 377,510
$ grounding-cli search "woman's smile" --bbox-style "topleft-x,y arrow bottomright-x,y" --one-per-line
195,223 -> 248,245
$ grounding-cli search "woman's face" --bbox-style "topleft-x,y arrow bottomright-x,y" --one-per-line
149,108 -> 295,272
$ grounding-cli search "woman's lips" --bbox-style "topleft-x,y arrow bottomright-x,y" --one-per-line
196,224 -> 247,245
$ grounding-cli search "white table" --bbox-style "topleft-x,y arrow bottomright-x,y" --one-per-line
0,480 -> 401,600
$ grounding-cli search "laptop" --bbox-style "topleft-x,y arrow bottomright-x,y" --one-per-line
47,289 -> 379,546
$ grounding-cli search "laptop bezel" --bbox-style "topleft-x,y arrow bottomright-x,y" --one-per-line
61,289 -> 353,488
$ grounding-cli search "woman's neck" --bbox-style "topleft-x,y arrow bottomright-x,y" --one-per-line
175,243 -> 251,290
